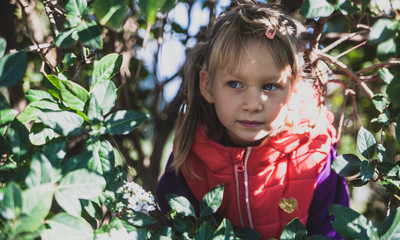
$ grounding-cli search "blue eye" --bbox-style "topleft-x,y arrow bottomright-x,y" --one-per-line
263,84 -> 277,91
229,81 -> 242,88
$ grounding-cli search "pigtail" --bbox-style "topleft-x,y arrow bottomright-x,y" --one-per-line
172,42 -> 209,173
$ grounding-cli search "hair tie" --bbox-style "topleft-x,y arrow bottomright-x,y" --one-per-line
265,25 -> 276,39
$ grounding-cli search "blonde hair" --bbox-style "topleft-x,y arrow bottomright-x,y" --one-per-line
173,2 -> 318,172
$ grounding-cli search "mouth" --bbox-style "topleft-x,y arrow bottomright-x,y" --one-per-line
238,120 -> 263,129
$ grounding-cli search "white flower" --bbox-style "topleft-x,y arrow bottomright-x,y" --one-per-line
95,228 -> 138,240
117,181 -> 156,213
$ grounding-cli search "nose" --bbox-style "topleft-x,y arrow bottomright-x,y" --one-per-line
242,88 -> 263,112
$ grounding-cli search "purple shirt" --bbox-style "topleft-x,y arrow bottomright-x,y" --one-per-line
156,147 -> 349,239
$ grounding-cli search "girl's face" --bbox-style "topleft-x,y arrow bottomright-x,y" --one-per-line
200,45 -> 293,146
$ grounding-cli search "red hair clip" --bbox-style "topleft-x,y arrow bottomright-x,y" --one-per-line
265,25 -> 276,39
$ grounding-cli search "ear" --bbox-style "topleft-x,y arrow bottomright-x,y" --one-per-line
199,69 -> 214,103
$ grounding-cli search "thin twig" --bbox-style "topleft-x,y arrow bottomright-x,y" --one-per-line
322,30 -> 368,53
357,59 -> 400,74
318,52 -> 375,99
335,40 -> 368,59
42,0 -> 62,37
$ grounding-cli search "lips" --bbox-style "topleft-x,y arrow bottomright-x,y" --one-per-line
238,120 -> 263,128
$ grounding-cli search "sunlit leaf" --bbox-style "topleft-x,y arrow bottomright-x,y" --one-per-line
378,68 -> 394,84
0,51 -> 27,87
0,37 -> 6,58
300,0 -> 335,18
332,154 -> 362,177
369,18 -> 399,44
42,213 -> 93,240
59,79 -> 89,112
200,184 -> 224,217
213,219 -> 235,240
29,122 -> 55,145
89,80 -> 116,118
104,110 -> 148,135
280,218 -> 308,240
77,20 -> 103,50
357,126 -> 376,159
86,137 -> 115,178
377,37 -> 398,60
0,182 -> 22,220
372,94 -> 389,113
0,108 -> 18,135
18,99 -> 61,124
64,0 -> 87,17
380,206 -> 400,239
15,183 -> 54,234
38,111 -> 84,137
91,53 -> 122,88
93,0 -> 128,30
7,119 -> 30,162
123,212 -> 157,226
360,160 -> 374,183
25,151 -> 54,187
166,194 -> 196,217
387,76 -> 400,108
329,204 -> 377,240
55,28 -> 79,48
26,89 -> 54,103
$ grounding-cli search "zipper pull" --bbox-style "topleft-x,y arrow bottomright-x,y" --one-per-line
236,160 -> 244,172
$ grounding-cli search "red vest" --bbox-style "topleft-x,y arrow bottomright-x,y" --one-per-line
181,109 -> 337,239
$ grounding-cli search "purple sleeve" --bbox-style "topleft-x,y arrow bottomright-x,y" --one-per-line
306,147 -> 350,239
156,154 -> 200,217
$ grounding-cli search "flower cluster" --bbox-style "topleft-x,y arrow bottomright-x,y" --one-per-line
95,228 -> 138,240
116,181 -> 156,213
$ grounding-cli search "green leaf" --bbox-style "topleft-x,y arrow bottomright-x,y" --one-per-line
397,115 -> 400,145
378,68 -> 394,84
55,169 -> 106,215
213,219 -> 235,240
26,89 -> 54,103
89,80 -> 116,119
77,20 -> 103,49
300,0 -> 335,18
104,110 -> 147,135
387,76 -> 400,108
87,93 -> 103,123
91,53 -> 123,87
329,204 -> 374,240
1,182 -> 22,220
63,53 -> 77,68
64,0 -> 87,17
369,19 -> 399,44
377,162 -> 399,177
18,99 -> 61,124
377,37 -> 399,61
334,0 -> 359,15
25,152 -> 54,187
124,211 -> 157,226
86,137 -> 115,177
38,111 -> 84,137
332,154 -> 362,177
194,222 -> 213,240
0,92 -> 11,110
0,108 -> 18,135
0,51 -> 27,87
200,184 -> 224,217
0,37 -> 6,58
16,183 -> 54,234
41,213 -> 93,240
280,218 -> 308,240
59,79 -> 89,112
360,160 -> 374,183
380,208 -> 400,240
55,28 -> 79,48
372,94 -> 389,113
29,122 -> 56,145
57,168 -> 106,199
357,126 -> 376,159
7,119 -> 30,162
166,194 -> 196,217
376,143 -> 388,162
93,0 -> 128,30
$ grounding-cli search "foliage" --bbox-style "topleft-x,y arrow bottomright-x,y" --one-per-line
0,0 -> 400,239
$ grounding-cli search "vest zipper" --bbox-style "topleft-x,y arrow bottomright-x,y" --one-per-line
234,147 -> 254,229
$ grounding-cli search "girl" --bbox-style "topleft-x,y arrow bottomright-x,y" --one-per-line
157,1 -> 349,239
